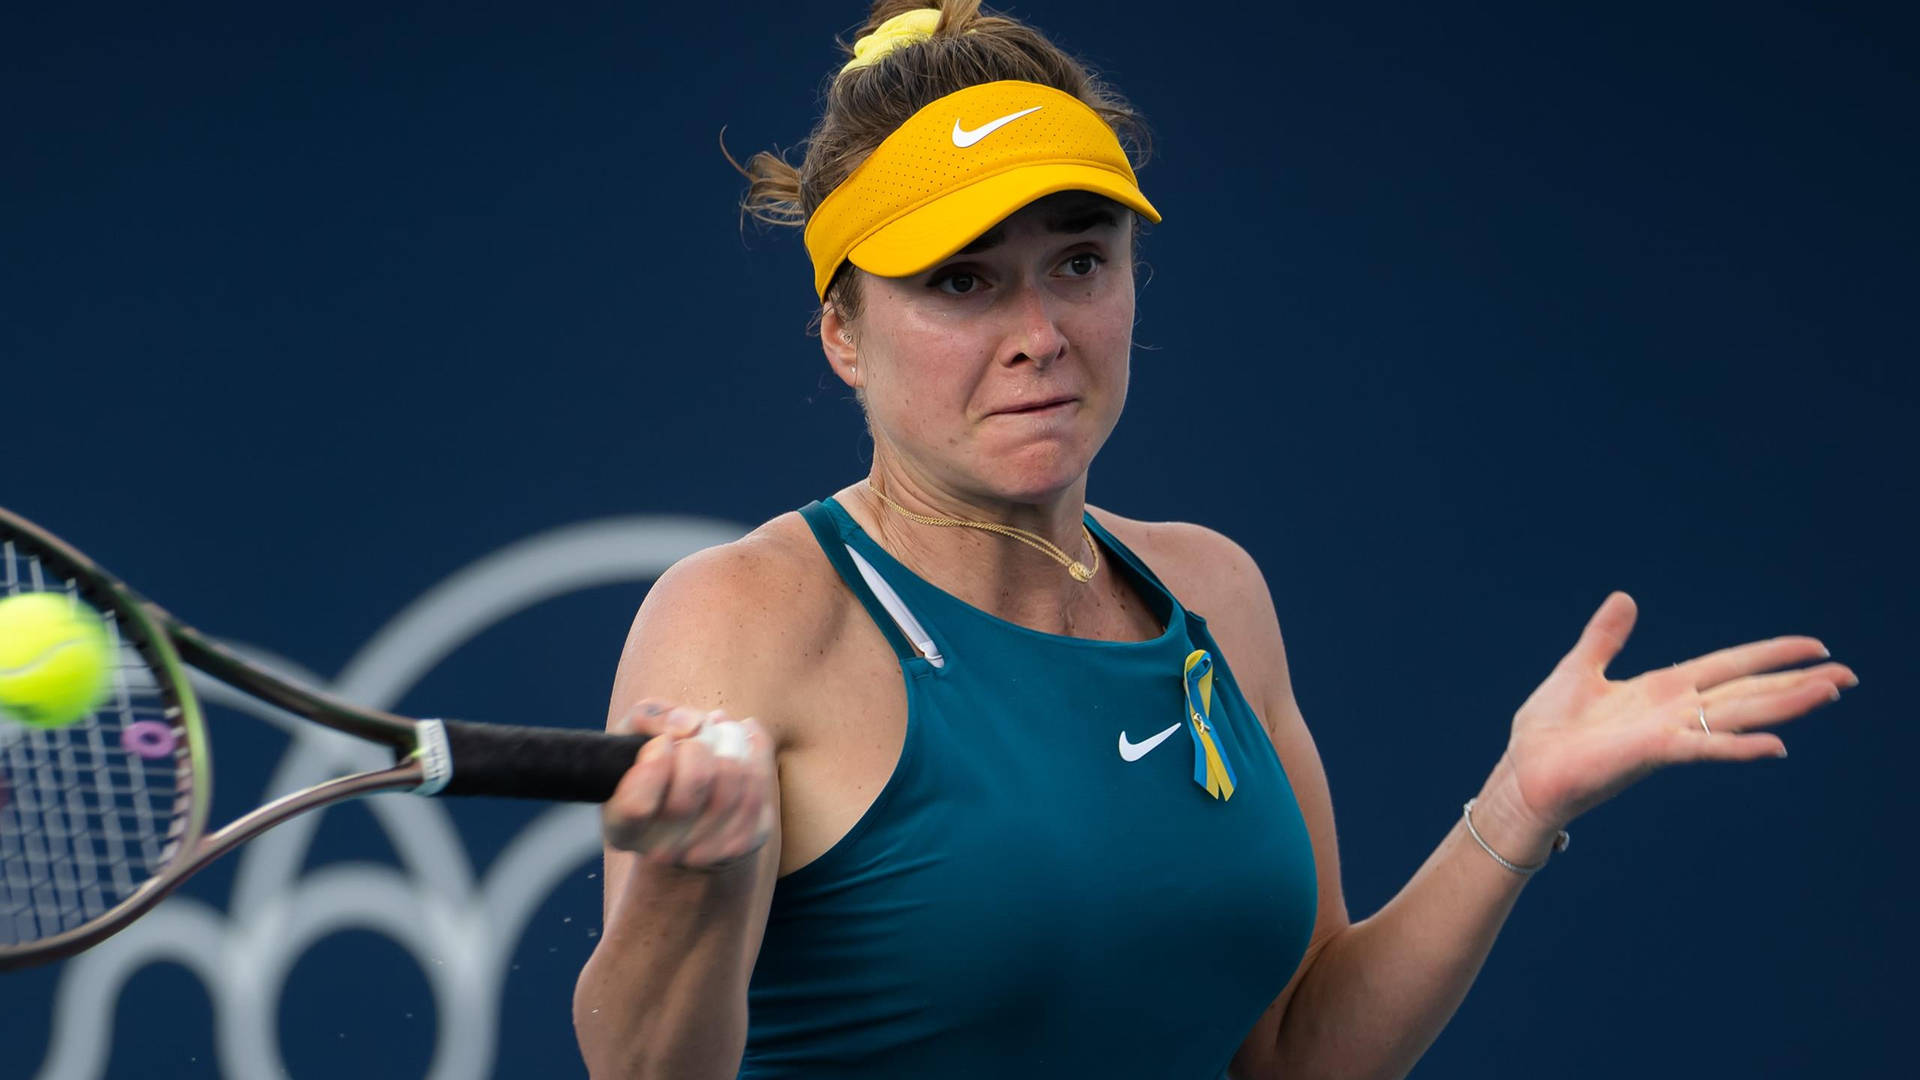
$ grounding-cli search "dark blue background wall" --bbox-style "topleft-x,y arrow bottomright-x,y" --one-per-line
4,1 -> 1913,1077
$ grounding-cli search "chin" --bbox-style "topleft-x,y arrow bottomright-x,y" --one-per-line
978,456 -> 1092,503
954,418 -> 1112,502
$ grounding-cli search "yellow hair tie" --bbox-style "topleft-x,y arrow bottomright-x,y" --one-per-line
841,8 -> 945,74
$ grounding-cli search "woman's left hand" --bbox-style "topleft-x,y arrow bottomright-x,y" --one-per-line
1496,591 -> 1857,834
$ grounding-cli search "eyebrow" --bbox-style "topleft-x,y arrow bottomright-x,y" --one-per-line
954,205 -> 1122,256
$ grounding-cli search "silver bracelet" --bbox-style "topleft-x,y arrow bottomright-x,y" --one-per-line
1462,798 -> 1570,876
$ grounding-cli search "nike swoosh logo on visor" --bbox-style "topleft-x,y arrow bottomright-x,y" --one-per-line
951,105 -> 1044,148
1117,722 -> 1183,762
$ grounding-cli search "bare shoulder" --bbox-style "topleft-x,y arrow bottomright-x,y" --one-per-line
1084,506 -> 1272,627
622,511 -> 839,658
607,510 -> 852,749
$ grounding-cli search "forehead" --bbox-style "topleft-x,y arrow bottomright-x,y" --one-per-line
956,191 -> 1131,255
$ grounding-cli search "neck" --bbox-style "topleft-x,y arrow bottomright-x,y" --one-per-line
842,467 -> 1097,635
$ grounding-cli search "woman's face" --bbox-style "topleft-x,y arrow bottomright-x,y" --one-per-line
840,192 -> 1136,505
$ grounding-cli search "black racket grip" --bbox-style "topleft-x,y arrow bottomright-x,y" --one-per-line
439,721 -> 647,801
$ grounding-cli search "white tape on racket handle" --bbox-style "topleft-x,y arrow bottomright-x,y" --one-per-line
695,719 -> 751,761
412,719 -> 454,795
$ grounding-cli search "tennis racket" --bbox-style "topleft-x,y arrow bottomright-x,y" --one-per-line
0,505 -> 742,970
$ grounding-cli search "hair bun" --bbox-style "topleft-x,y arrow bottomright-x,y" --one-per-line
841,9 -> 945,74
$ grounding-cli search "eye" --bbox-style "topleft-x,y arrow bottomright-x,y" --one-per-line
1060,252 -> 1103,277
935,271 -> 980,295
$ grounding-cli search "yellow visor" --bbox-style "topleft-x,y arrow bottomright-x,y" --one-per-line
803,80 -> 1161,300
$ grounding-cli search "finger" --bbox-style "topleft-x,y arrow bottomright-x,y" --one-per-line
661,735 -> 718,821
602,737 -> 674,849
1696,678 -> 1842,734
1666,726 -> 1789,764
611,698 -> 673,738
637,736 -> 717,865
1673,636 -> 1829,693
674,756 -> 747,857
1704,662 -> 1858,704
1566,591 -> 1638,677
678,786 -> 759,867
677,720 -> 772,857
678,721 -> 777,867
679,733 -> 776,866
690,826 -> 766,870
607,736 -> 672,816
663,705 -> 707,739
683,783 -> 772,868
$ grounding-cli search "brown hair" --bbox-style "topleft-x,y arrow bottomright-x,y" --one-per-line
731,0 -> 1152,327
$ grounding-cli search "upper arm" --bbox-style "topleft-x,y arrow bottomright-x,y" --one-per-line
605,529 -> 821,739
1136,522 -> 1350,1076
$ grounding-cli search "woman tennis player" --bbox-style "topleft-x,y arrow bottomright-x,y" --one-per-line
572,3 -> 1856,1076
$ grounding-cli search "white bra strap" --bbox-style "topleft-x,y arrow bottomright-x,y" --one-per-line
845,545 -> 945,668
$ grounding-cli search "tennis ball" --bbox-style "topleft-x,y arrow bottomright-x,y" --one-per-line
0,593 -> 114,728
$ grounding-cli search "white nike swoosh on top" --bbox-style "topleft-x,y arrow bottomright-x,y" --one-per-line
1117,722 -> 1183,762
951,105 -> 1044,148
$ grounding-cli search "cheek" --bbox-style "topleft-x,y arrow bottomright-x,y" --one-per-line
1072,296 -> 1136,381
880,308 -> 987,385
866,333 -> 982,440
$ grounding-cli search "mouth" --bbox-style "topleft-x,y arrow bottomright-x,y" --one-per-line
993,396 -> 1078,417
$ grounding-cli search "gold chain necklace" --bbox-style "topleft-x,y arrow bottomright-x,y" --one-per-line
866,481 -> 1100,583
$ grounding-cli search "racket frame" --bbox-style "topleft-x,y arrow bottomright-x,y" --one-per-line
0,505 -> 658,970
0,507 -> 426,967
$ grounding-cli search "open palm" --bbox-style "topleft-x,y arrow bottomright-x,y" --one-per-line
1502,591 -> 1856,832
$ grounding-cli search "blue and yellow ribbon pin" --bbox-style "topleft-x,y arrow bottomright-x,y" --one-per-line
1183,649 -> 1237,801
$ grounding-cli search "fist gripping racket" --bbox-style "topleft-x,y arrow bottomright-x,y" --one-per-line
0,505 -> 745,970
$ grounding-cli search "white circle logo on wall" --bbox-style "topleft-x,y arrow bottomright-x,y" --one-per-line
34,514 -> 749,1080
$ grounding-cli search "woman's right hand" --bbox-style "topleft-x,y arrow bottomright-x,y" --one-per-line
602,700 -> 776,871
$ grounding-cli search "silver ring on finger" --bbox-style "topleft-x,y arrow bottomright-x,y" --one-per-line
1697,701 -> 1712,735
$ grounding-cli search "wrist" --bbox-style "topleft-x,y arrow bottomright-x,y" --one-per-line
1468,757 -> 1568,869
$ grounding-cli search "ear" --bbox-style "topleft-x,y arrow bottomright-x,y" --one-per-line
820,305 -> 860,388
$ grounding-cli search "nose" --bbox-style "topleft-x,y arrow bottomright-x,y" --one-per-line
1001,281 -> 1068,369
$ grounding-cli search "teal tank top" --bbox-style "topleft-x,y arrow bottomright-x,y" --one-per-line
740,497 -> 1319,1078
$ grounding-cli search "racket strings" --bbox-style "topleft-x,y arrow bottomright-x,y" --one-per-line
0,541 -> 189,947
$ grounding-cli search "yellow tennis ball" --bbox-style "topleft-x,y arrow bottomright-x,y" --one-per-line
0,593 -> 115,728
